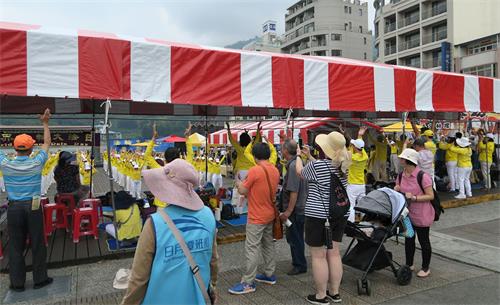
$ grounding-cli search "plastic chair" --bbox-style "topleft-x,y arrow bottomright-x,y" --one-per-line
43,203 -> 69,236
55,193 -> 77,219
72,205 -> 99,243
81,198 -> 103,222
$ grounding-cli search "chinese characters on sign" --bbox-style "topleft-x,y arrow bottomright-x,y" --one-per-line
0,129 -> 99,147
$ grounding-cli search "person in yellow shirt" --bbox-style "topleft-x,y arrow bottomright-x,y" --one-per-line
144,125 -> 167,207
210,155 -> 226,190
367,131 -> 388,182
450,137 -> 473,199
478,133 -> 496,189
439,133 -> 458,192
226,122 -> 255,181
0,168 -> 5,193
422,130 -> 437,155
347,126 -> 369,223
105,192 -> 142,241
41,152 -> 58,195
389,139 -> 400,175
129,156 -> 144,199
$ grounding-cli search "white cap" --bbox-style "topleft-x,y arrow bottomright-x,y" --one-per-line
486,133 -> 495,139
350,139 -> 365,150
84,162 -> 91,170
389,140 -> 396,145
456,137 -> 471,148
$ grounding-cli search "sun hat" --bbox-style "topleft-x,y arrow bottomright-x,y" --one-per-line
315,131 -> 346,160
456,137 -> 471,148
113,269 -> 130,290
423,130 -> 434,137
350,139 -> 365,150
398,148 -> 419,165
143,159 -> 204,211
486,133 -> 495,139
13,134 -> 36,150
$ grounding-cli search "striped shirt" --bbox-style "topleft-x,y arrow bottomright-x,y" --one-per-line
0,150 -> 48,201
302,159 -> 348,219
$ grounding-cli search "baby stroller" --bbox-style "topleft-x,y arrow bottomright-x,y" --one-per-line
342,187 -> 413,296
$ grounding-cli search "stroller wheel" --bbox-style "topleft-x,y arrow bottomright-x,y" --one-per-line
357,279 -> 363,295
357,279 -> 372,296
397,265 -> 413,286
365,280 -> 372,296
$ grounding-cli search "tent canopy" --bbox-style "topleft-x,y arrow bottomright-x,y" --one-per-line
1,21 -> 499,114
383,121 -> 422,133
163,135 -> 186,143
189,133 -> 206,146
131,141 -> 153,147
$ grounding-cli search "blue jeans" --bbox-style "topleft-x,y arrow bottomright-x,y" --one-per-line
286,213 -> 307,271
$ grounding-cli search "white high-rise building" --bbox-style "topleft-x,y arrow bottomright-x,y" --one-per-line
281,0 -> 372,60
374,0 -> 499,77
243,20 -> 283,53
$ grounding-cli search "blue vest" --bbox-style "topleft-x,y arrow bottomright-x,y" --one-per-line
142,205 -> 216,305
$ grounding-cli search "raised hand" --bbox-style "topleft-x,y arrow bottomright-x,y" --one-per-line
40,108 -> 51,124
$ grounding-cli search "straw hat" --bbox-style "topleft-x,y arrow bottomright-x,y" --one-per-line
113,269 -> 130,290
315,131 -> 347,162
456,137 -> 471,148
398,149 -> 419,165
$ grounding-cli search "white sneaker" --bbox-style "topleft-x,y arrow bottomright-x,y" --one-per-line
454,194 -> 466,199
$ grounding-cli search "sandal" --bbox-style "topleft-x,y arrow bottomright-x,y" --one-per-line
417,269 -> 430,278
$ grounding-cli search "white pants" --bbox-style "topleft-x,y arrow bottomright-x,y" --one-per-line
41,175 -> 49,195
347,184 -> 366,222
457,167 -> 472,197
103,160 -> 108,173
0,176 -> 5,192
446,161 -> 458,190
105,223 -> 117,239
112,166 -> 118,181
390,154 -> 400,174
131,179 -> 142,199
212,174 -> 223,190
480,161 -> 492,189
373,160 -> 387,182
232,170 -> 249,213
199,171 -> 206,186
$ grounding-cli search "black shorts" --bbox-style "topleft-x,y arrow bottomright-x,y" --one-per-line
305,216 -> 347,247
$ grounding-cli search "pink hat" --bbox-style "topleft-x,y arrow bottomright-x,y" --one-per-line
142,159 -> 203,211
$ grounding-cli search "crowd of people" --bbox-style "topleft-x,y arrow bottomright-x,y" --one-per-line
0,110 -> 497,305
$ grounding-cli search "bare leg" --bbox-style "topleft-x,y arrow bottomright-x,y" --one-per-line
310,246 -> 328,299
327,241 -> 343,295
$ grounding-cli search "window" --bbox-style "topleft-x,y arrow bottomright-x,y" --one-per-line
467,40 -> 497,56
359,26 -> 363,33
349,22 -> 352,30
332,50 -> 342,56
404,55 -> 421,68
462,64 -> 497,77
364,37 -> 367,45
344,23 -> 348,31
304,22 -> 315,33
364,52 -> 367,60
359,9 -> 363,16
349,7 -> 352,14
432,24 -> 447,42
344,6 -> 348,13
331,34 -> 342,41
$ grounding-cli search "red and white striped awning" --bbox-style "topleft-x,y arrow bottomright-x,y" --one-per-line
210,117 -> 334,145
1,21 -> 499,113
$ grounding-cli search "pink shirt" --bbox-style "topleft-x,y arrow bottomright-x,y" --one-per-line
397,167 -> 434,227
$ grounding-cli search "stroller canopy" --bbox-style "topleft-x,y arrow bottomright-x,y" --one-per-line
356,188 -> 406,224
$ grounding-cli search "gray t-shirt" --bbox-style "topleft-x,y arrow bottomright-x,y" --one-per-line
281,158 -> 307,215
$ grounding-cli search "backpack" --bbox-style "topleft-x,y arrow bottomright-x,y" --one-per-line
397,171 -> 444,221
221,204 -> 239,220
328,170 -> 350,220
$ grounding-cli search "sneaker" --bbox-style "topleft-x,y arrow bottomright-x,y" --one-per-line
287,267 -> 307,276
326,291 -> 342,303
454,194 -> 466,199
306,294 -> 330,305
417,269 -> 431,278
34,277 -> 53,289
466,194 -> 473,198
228,282 -> 256,295
255,274 -> 277,285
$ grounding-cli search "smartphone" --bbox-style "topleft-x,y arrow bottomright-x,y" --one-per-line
298,138 -> 303,149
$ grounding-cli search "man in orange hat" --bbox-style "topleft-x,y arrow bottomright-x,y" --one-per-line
0,108 -> 53,292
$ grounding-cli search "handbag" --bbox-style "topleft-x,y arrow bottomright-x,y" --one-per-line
158,209 -> 214,305
259,165 -> 283,240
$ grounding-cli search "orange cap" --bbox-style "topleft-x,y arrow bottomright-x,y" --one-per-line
13,134 -> 36,150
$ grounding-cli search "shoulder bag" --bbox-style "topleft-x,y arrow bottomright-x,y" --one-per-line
259,164 -> 283,240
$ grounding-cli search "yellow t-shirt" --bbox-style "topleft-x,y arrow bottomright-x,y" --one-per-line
478,141 -> 495,163
244,141 -> 278,166
390,145 -> 398,154
348,149 -> 368,185
368,134 -> 388,162
115,204 -> 142,240
449,146 -> 472,168
439,142 -> 458,162
228,134 -> 255,172
425,140 -> 437,155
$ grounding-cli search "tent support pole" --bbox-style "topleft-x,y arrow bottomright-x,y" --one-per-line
205,106 -> 209,184
101,99 -> 120,249
89,100 -> 95,198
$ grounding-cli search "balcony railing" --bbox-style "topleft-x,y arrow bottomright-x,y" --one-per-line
385,22 -> 396,33
311,40 -> 327,47
399,37 -> 420,51
423,57 -> 442,69
398,14 -> 419,28
423,29 -> 447,44
422,2 -> 447,19
385,45 -> 397,56
404,60 -> 421,68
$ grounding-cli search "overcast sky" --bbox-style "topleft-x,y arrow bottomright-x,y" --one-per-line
0,0 -> 374,47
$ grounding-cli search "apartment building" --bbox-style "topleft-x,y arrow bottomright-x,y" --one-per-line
281,0 -> 372,60
374,0 -> 499,76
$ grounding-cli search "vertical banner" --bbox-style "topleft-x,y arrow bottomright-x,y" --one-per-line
441,42 -> 451,72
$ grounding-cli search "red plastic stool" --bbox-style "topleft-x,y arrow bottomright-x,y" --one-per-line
43,203 -> 69,236
40,197 -> 49,207
81,198 -> 103,222
55,193 -> 77,219
73,206 -> 99,243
